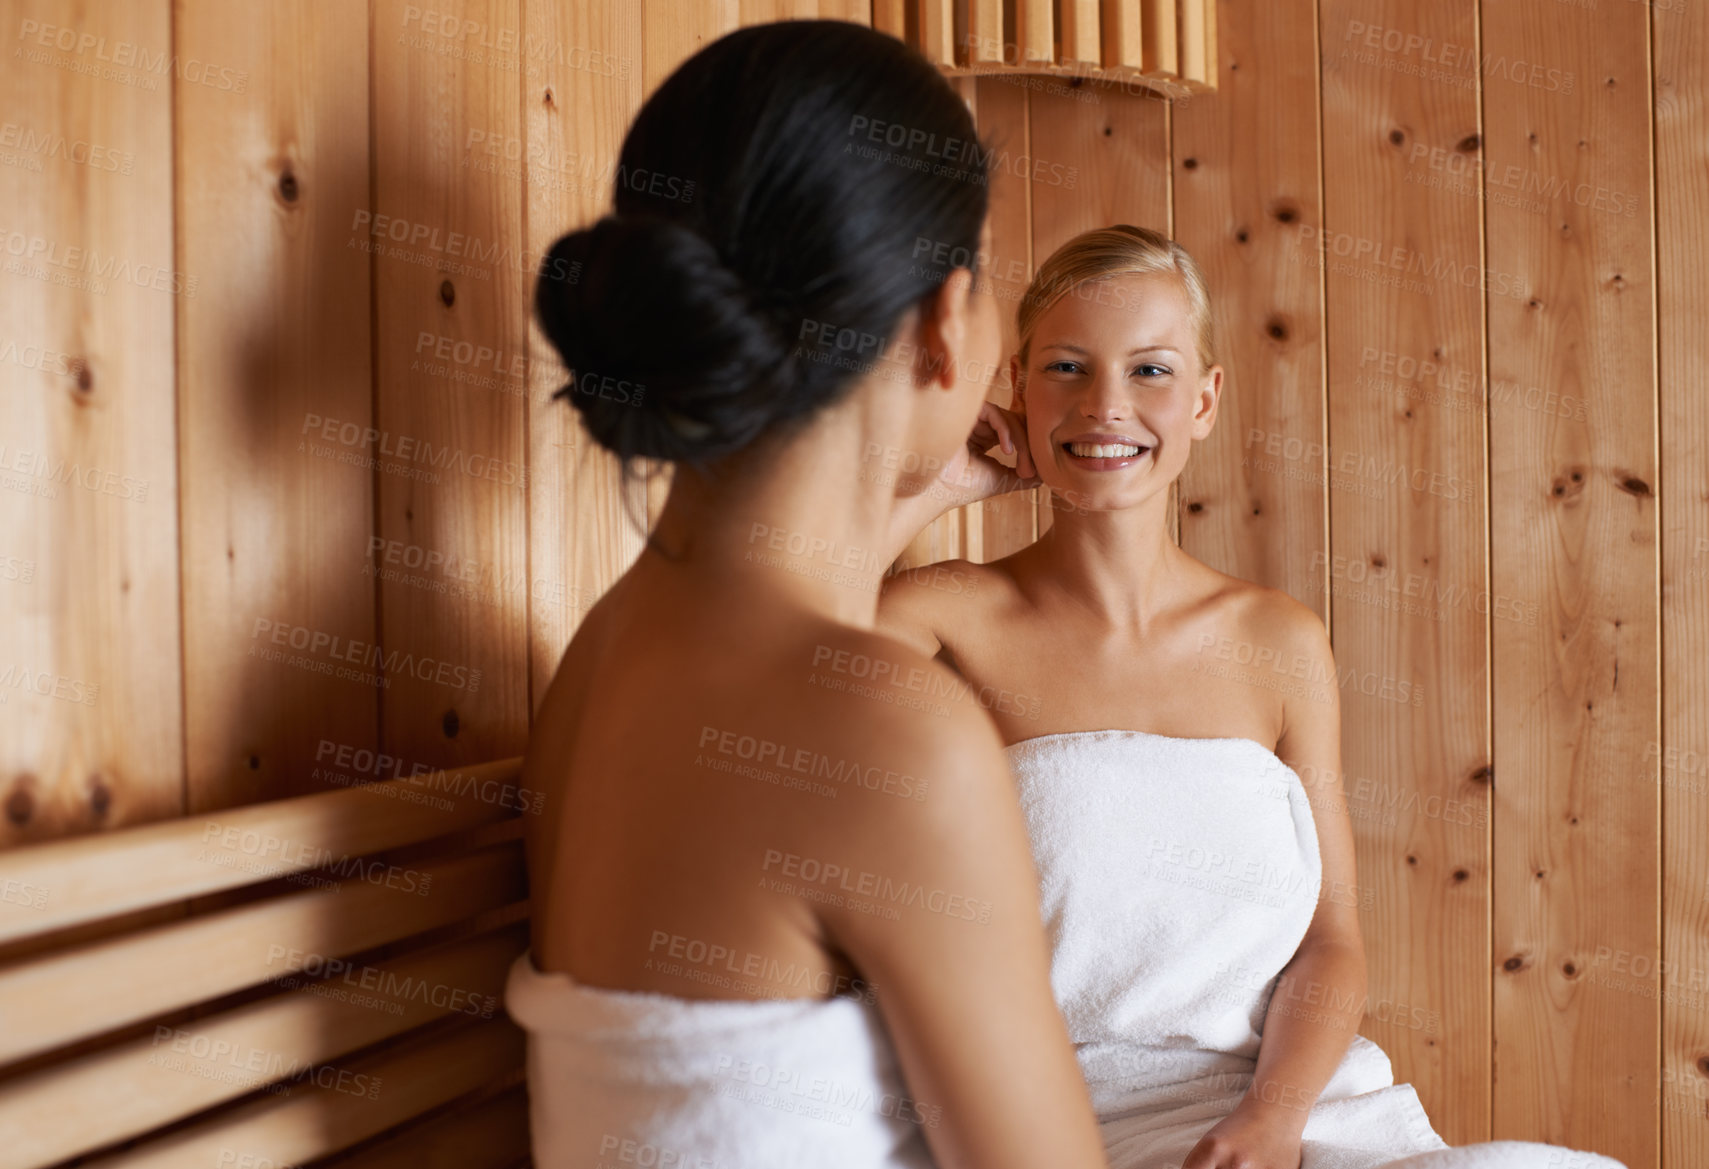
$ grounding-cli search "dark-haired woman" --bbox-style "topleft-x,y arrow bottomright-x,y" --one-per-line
503,20 -> 1108,1169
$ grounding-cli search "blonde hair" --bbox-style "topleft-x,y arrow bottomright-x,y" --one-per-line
1015,224 -> 1216,375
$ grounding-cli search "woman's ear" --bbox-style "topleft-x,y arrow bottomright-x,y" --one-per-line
1190,364 -> 1223,440
919,269 -> 973,390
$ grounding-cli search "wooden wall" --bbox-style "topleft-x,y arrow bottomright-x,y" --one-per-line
0,1 -> 1702,1165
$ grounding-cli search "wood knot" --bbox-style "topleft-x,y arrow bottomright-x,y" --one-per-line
5,777 -> 35,826
1468,764 -> 1492,785
67,357 -> 93,394
1451,869 -> 1469,882
1264,316 -> 1288,341
1456,134 -> 1481,153
442,708 -> 461,738
1615,474 -> 1651,497
1269,200 -> 1299,224
1186,500 -> 1204,514
1388,128 -> 1406,146
1550,467 -> 1588,502
439,280 -> 456,307
278,169 -> 299,203
1503,954 -> 1527,972
1235,228 -> 1250,244
1182,157 -> 1198,170
89,775 -> 112,819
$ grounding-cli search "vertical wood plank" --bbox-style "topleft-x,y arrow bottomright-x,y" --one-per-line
1483,3 -> 1659,1163
1173,0 -> 1327,618
1101,0 -> 1144,71
522,0 -> 647,711
1178,0 -> 1210,85
1656,2 -> 1709,1164
1029,83 -> 1170,538
871,0 -> 904,38
974,75 -> 1038,563
176,0 -> 376,811
1058,0 -> 1100,70
1316,0 -> 1489,1143
917,0 -> 954,66
372,0 -> 531,768
1011,0 -> 1053,67
0,0 -> 182,843
966,0 -> 1005,66
1140,0 -> 1177,76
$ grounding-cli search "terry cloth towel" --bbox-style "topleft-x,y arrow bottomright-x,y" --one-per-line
505,950 -> 934,1169
1005,729 -> 1628,1169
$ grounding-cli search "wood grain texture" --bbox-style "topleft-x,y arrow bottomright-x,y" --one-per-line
1484,3 -> 1659,1164
0,925 -> 525,1168
75,1019 -> 524,1169
522,0 -> 646,713
371,0 -> 531,769
1655,3 -> 1709,1165
316,1084 -> 530,1169
0,0 -> 183,845
0,843 -> 524,1066
1172,0 -> 1327,620
1317,0 -> 1490,1143
175,0 -> 377,814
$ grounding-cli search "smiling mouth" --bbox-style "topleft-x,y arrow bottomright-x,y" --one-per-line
1064,441 -> 1148,458
1062,440 -> 1153,466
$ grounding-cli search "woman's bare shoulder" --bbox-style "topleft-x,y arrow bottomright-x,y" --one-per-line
877,555 -> 1025,656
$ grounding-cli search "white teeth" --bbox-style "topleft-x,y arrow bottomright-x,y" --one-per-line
1067,442 -> 1143,458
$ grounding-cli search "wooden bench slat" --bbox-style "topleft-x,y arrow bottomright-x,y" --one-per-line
76,1018 -> 526,1169
316,1085 -> 530,1169
0,844 -> 526,1067
0,759 -> 526,947
0,924 -> 527,1169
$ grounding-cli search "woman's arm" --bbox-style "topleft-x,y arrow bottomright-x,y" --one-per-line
1185,602 -> 1366,1169
810,674 -> 1108,1169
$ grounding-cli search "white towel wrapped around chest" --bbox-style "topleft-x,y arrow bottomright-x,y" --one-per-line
505,952 -> 934,1169
1005,730 -> 1628,1169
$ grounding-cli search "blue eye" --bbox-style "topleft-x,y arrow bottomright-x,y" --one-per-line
1135,363 -> 1171,378
1045,360 -> 1082,374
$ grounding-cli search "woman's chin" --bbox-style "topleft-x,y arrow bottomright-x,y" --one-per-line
1042,480 -> 1165,517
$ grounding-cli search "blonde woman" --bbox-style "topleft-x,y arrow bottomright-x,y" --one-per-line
880,225 -> 1624,1169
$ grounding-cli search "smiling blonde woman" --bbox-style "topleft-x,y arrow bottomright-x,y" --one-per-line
879,224 -> 1626,1169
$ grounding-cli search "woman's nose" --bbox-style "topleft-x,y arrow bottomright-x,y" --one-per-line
1078,371 -> 1132,421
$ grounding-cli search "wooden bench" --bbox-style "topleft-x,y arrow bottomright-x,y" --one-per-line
0,759 -> 534,1169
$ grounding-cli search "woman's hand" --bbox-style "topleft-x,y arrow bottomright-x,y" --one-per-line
1181,1096 -> 1309,1169
885,402 -> 1040,555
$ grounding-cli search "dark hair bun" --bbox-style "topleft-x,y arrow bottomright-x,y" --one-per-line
538,217 -> 791,463
536,20 -> 989,468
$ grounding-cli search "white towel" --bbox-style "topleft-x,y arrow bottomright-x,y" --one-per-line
1006,730 -> 1628,1169
504,951 -> 934,1169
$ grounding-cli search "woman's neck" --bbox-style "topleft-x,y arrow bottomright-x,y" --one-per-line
645,396 -> 909,629
1032,488 -> 1184,632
